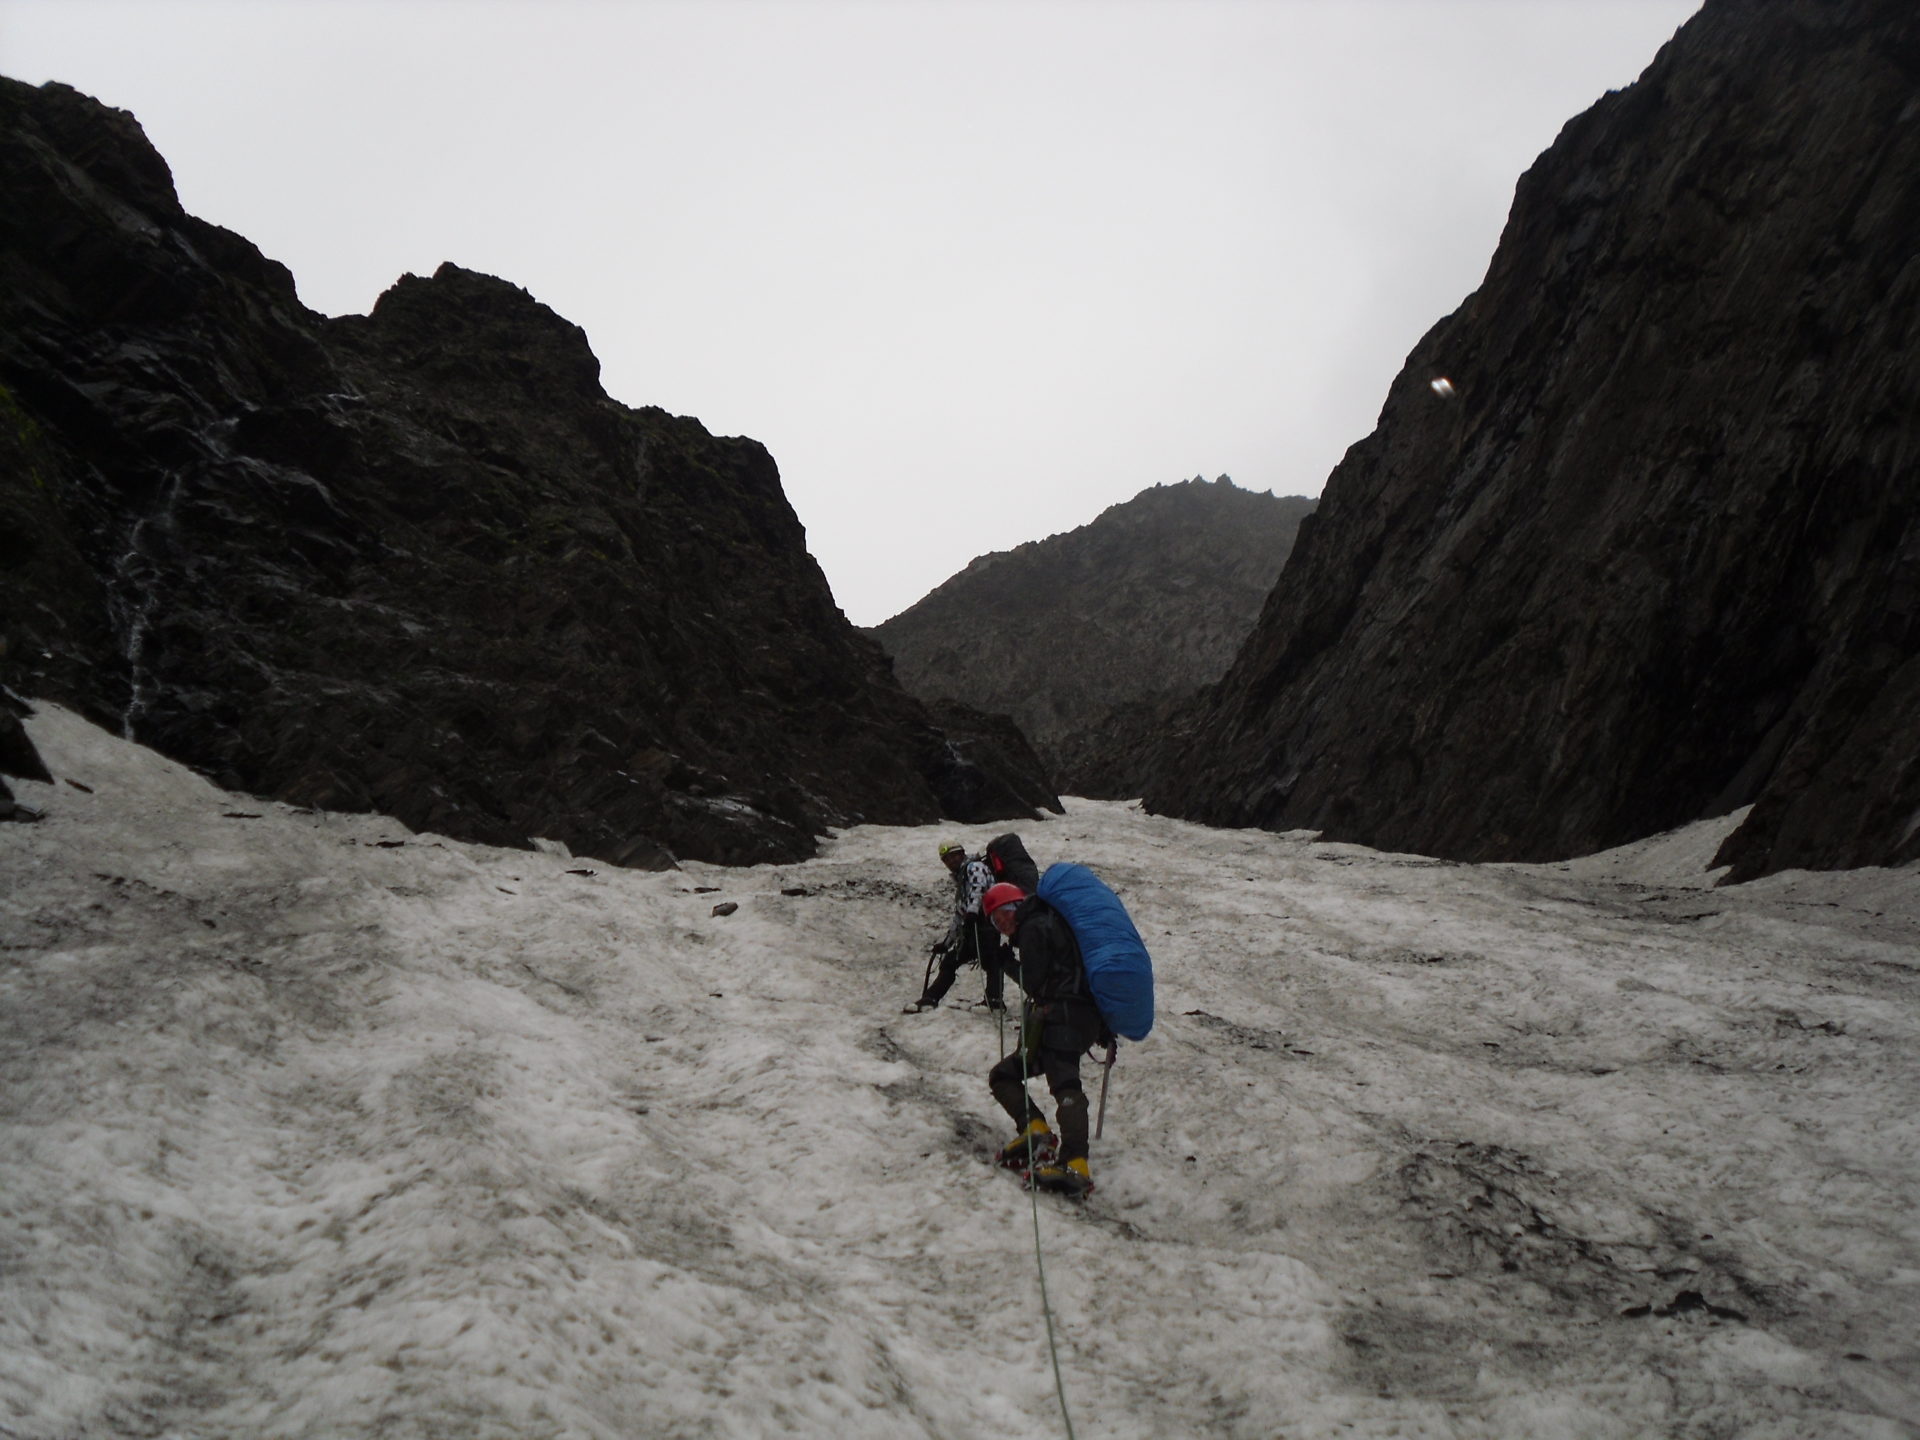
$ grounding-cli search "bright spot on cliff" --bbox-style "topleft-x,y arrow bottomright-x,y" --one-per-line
1431,377 -> 1458,399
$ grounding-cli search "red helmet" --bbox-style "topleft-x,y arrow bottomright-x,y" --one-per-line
981,882 -> 1026,918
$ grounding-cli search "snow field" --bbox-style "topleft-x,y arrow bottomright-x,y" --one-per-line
2,702 -> 1917,1438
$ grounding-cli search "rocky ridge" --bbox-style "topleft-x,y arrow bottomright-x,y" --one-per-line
1142,0 -> 1920,880
873,477 -> 1313,793
0,77 -> 1057,867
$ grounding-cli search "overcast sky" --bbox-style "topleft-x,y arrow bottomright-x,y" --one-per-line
7,0 -> 1701,626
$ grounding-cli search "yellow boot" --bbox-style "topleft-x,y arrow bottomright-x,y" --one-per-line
995,1118 -> 1055,1169
1030,1155 -> 1093,1197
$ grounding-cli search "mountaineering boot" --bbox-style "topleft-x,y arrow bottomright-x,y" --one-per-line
902,997 -> 939,1014
1029,1156 -> 1093,1198
995,1119 -> 1055,1169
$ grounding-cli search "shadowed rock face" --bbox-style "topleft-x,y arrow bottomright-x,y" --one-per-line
1144,0 -> 1920,880
0,693 -> 50,820
0,78 -> 1056,866
872,477 -> 1313,794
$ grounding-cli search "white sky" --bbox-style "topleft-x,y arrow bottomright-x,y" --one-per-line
5,0 -> 1702,625
6,701 -> 1917,1435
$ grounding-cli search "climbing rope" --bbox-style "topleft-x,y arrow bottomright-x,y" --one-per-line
987,926 -> 1008,1055
1017,999 -> 1077,1440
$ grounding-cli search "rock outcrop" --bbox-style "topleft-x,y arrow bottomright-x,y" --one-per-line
0,77 -> 1057,866
1143,0 -> 1919,880
873,477 -> 1313,793
1045,690 -> 1199,803
0,691 -> 49,821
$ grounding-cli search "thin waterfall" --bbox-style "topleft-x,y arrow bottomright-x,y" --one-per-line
111,470 -> 185,739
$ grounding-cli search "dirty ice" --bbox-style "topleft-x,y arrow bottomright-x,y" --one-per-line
3,703 -> 1916,1439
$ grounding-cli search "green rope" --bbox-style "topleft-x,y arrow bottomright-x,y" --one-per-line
1017,1000 -> 1077,1440
994,934 -> 1007,1054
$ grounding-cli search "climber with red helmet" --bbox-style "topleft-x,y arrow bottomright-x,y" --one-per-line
982,879 -> 1106,1197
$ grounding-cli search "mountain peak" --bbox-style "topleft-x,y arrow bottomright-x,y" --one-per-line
874,479 -> 1314,786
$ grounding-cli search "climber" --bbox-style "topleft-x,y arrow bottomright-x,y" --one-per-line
902,842 -> 1006,1013
982,881 -> 1107,1196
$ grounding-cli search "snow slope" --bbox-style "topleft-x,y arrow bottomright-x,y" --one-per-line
2,703 -> 1916,1439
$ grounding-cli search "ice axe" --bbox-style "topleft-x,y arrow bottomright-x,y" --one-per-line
1093,1038 -> 1119,1139
921,935 -> 948,996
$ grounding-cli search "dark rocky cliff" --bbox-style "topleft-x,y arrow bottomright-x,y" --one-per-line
873,477 -> 1313,793
1144,0 -> 1919,880
0,77 -> 1056,865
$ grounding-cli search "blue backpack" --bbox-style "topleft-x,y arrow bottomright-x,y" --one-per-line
1035,862 -> 1155,1041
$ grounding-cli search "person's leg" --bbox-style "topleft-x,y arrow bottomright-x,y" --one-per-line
919,944 -> 965,1005
1041,1053 -> 1089,1162
988,1049 -> 1057,1166
1029,1065 -> 1093,1192
987,1050 -> 1039,1129
975,919 -> 1006,1007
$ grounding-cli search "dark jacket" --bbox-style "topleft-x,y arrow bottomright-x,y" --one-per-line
1007,898 -> 1088,1005
1008,898 -> 1106,1057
